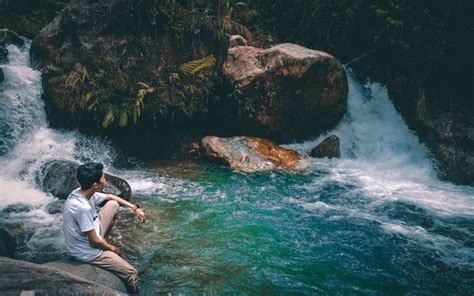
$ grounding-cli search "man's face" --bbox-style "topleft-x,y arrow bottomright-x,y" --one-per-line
94,173 -> 106,192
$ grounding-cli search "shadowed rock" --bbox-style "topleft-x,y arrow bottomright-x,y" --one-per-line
44,198 -> 63,214
0,29 -> 24,47
0,47 -> 7,61
40,160 -> 131,200
223,43 -> 347,142
44,258 -> 127,293
201,136 -> 301,172
0,229 -> 16,258
0,67 -> 4,83
310,135 -> 341,158
0,257 -> 125,295
1,203 -> 33,214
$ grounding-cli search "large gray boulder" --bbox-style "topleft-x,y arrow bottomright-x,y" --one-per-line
40,160 -> 131,200
0,257 -> 125,295
200,136 -> 302,172
223,43 -> 347,142
0,229 -> 16,258
44,258 -> 127,293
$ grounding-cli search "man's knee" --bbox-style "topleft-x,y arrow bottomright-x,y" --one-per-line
106,200 -> 119,214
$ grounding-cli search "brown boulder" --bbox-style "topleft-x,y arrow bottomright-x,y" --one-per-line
310,135 -> 341,158
200,136 -> 301,172
223,43 -> 347,142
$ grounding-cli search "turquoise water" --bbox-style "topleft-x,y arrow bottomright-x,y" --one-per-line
0,41 -> 473,295
109,162 -> 473,295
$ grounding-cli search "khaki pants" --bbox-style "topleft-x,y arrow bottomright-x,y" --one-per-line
90,200 -> 139,294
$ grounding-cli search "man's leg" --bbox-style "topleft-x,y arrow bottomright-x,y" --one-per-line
99,200 -> 119,239
91,250 -> 139,294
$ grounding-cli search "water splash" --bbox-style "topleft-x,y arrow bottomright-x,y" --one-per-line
0,40 -> 115,262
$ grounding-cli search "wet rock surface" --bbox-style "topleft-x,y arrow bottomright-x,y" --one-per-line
44,257 -> 127,294
40,160 -> 131,200
201,136 -> 301,172
0,257 -> 125,295
419,111 -> 474,185
310,135 -> 341,158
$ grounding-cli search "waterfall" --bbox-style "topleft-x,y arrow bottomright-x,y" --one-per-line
0,40 -> 115,261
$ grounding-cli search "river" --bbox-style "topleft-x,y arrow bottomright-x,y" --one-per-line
0,41 -> 473,294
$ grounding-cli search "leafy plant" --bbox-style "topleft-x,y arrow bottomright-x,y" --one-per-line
133,82 -> 155,124
180,55 -> 217,75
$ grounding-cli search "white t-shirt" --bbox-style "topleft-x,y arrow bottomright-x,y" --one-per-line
63,188 -> 106,262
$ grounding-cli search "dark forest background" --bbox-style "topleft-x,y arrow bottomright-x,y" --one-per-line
2,0 -> 473,113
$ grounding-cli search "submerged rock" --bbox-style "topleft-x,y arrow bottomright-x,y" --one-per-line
310,135 -> 341,158
200,136 -> 301,172
1,203 -> 33,214
44,198 -> 63,215
0,229 -> 16,258
0,67 -> 4,83
40,160 -> 131,200
44,258 -> 127,293
223,43 -> 347,142
0,257 -> 125,295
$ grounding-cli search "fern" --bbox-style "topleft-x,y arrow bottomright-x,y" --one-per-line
102,109 -> 115,128
133,82 -> 155,124
119,109 -> 128,127
180,55 -> 216,75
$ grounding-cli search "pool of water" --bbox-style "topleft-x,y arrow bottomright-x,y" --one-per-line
108,161 -> 473,295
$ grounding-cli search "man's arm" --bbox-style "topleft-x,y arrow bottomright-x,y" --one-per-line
104,194 -> 146,222
87,229 -> 120,254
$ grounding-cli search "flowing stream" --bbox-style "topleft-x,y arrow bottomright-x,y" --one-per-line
0,41 -> 473,294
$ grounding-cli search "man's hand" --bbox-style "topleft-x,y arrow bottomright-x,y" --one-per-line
134,208 -> 145,222
105,194 -> 146,223
87,229 -> 119,253
111,245 -> 121,255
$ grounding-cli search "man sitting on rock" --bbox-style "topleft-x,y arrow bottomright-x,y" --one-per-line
63,162 -> 145,294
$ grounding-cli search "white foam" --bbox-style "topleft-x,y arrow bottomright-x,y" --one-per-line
0,177 -> 52,209
289,70 -> 474,217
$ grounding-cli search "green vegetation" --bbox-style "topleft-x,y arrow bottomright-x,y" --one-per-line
228,0 -> 473,111
4,0 -> 471,132
42,0 -> 228,130
0,0 -> 69,37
